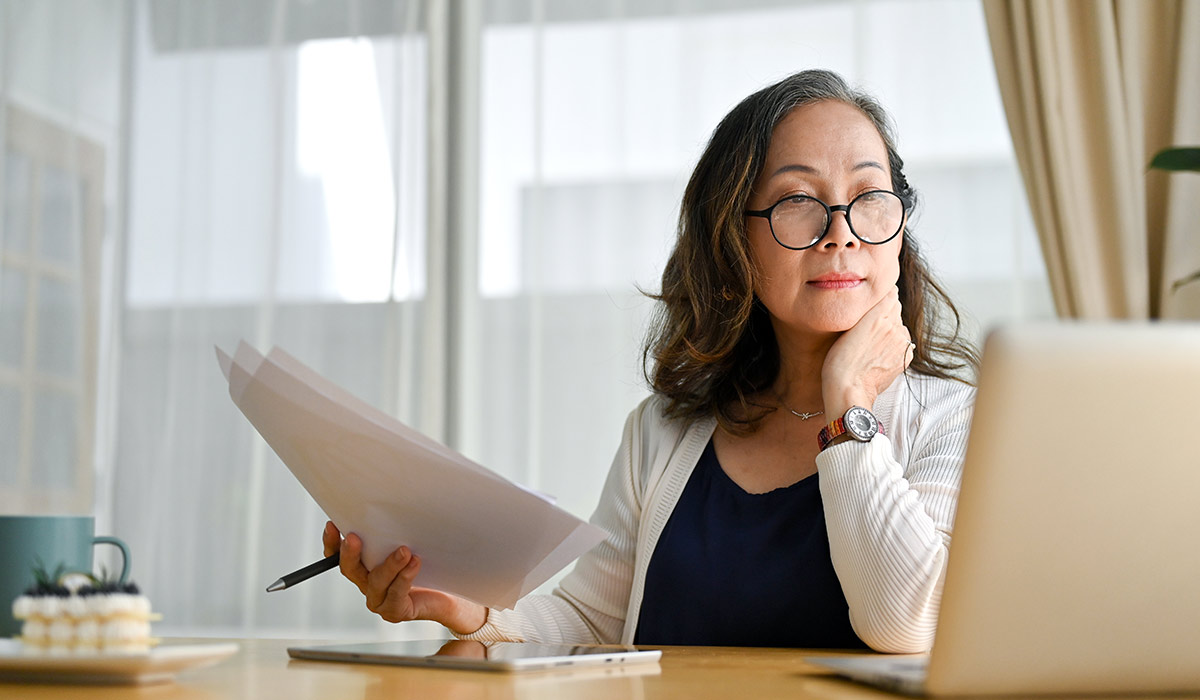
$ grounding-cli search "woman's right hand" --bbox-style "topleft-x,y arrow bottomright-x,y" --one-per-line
821,286 -> 913,420
323,521 -> 488,635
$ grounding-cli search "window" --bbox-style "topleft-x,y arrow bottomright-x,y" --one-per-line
0,102 -> 104,514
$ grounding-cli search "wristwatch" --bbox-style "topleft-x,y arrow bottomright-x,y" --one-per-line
817,406 -> 881,451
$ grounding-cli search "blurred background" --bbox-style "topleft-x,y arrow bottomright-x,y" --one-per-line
0,0 -> 1052,639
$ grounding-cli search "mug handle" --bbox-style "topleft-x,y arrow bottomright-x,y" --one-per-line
92,536 -> 130,584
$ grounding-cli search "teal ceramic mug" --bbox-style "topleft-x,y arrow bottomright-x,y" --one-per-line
0,515 -> 130,638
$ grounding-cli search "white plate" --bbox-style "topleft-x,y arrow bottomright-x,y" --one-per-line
0,640 -> 238,685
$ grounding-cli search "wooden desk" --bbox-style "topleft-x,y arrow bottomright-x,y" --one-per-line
0,638 -> 891,700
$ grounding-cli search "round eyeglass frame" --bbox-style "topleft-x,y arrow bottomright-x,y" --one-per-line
745,189 -> 906,251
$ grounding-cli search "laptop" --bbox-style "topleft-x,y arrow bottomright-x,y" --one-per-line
809,321 -> 1200,696
288,639 -> 661,673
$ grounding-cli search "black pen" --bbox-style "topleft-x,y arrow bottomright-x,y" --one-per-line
265,552 -> 340,592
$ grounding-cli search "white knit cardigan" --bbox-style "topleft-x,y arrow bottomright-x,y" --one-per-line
460,372 -> 975,653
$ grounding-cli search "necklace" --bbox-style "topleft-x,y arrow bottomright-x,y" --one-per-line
773,389 -> 824,421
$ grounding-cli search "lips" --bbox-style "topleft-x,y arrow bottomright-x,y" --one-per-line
807,273 -> 865,290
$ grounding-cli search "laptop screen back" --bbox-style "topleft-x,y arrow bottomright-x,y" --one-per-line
927,322 -> 1200,696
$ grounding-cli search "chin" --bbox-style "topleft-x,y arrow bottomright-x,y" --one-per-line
809,300 -> 869,330
800,314 -> 860,335
813,320 -> 857,334
791,290 -> 877,334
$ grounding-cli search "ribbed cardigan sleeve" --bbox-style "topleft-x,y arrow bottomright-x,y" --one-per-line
816,376 -> 975,653
455,399 -> 650,644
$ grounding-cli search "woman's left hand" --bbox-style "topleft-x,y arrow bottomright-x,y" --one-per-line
821,286 -> 914,419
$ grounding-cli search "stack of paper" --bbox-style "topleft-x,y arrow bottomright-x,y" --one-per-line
216,342 -> 607,610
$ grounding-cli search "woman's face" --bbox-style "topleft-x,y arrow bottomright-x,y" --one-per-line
746,100 -> 904,337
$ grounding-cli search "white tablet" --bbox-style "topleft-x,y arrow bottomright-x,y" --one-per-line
287,639 -> 662,672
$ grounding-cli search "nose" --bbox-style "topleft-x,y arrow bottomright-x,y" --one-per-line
820,207 -> 856,249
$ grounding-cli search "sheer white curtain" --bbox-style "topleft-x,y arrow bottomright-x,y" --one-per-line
3,0 -> 1052,639
113,0 -> 440,637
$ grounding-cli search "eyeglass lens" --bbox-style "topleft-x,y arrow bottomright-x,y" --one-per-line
771,191 -> 902,249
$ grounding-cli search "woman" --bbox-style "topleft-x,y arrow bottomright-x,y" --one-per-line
323,69 -> 978,653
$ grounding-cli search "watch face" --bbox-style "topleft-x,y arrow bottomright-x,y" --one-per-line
844,407 -> 878,441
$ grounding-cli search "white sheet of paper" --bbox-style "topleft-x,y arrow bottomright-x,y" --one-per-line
217,342 -> 606,609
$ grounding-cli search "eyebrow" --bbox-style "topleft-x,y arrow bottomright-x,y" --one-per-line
768,160 -> 887,180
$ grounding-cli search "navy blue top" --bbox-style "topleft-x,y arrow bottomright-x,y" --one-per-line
634,439 -> 867,648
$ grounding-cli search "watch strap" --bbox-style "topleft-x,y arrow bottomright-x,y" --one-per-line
817,417 -> 848,451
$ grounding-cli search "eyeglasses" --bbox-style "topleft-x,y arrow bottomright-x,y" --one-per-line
745,189 -> 905,250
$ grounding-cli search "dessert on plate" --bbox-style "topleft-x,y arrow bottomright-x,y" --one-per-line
10,566 -> 158,653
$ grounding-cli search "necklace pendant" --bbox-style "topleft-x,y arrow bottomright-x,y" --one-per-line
773,388 -> 823,421
788,409 -> 823,421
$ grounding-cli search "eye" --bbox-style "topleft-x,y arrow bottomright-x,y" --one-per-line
777,192 -> 815,205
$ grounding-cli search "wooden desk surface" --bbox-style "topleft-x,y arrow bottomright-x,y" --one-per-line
0,637 -> 892,700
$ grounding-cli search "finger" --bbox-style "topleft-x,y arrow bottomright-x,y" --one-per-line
323,521 -> 341,557
865,288 -> 903,329
376,555 -> 423,621
339,533 -> 371,593
365,546 -> 415,611
398,552 -> 422,587
894,321 -> 913,355
874,286 -> 900,313
884,286 -> 901,315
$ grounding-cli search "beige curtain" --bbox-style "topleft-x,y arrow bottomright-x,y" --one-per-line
983,0 -> 1200,319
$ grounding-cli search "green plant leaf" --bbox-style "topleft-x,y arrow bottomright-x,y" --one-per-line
1172,269 -> 1200,293
1149,147 -> 1200,172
